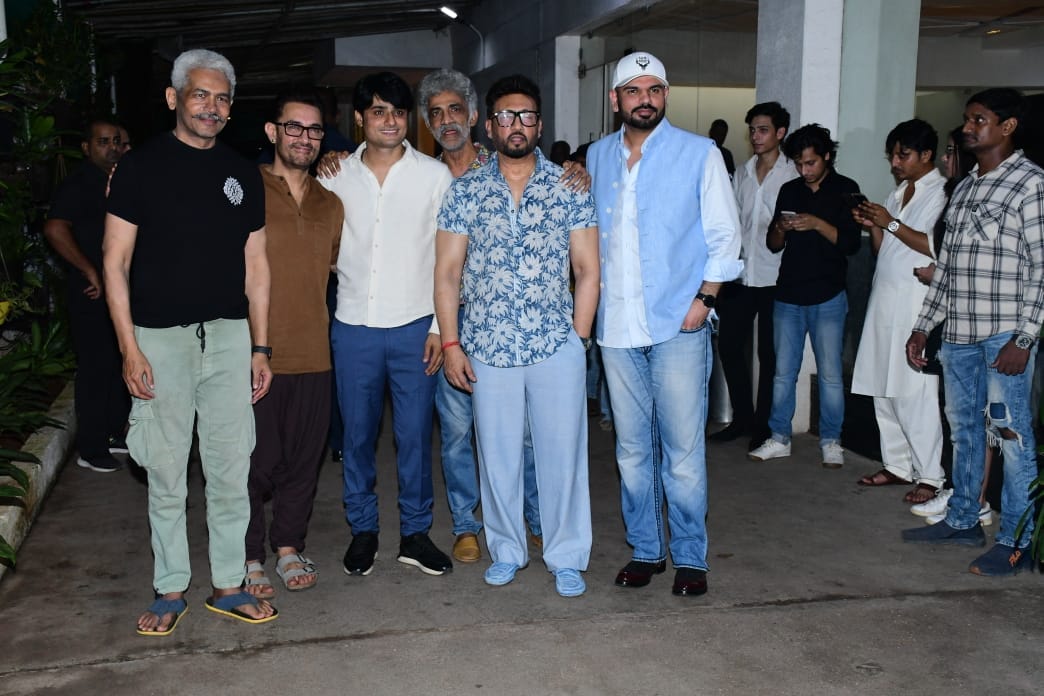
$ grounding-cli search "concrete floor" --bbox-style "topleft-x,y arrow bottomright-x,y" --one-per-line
0,412 -> 1040,696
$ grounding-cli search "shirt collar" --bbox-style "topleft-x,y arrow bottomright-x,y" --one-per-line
615,117 -> 668,155
970,149 -> 1023,180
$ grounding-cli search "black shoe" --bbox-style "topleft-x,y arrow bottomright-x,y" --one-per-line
77,455 -> 122,473
343,532 -> 379,575
614,559 -> 667,588
107,436 -> 129,454
672,568 -> 708,596
397,532 -> 453,575
709,422 -> 749,442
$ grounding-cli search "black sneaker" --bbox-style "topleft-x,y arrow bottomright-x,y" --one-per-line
343,532 -> 379,576
77,455 -> 122,473
397,532 -> 453,575
108,436 -> 129,454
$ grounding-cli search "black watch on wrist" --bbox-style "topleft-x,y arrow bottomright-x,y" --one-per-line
580,336 -> 593,351
695,292 -> 716,309
1013,334 -> 1034,350
252,345 -> 273,358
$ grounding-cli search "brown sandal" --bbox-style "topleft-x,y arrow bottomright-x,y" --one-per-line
856,469 -> 911,487
904,483 -> 939,504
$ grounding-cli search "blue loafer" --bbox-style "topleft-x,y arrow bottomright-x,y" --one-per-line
901,520 -> 985,546
553,568 -> 586,597
484,562 -> 520,586
969,543 -> 1032,576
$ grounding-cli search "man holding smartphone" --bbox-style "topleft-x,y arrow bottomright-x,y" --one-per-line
851,119 -> 947,503
749,124 -> 861,468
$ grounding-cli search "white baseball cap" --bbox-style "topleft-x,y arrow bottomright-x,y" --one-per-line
612,52 -> 669,89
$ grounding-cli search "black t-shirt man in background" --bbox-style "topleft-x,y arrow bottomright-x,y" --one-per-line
103,48 -> 276,636
44,118 -> 130,474
749,123 -> 861,469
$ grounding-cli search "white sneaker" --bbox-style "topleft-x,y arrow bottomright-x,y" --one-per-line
910,488 -> 953,517
926,501 -> 993,526
821,442 -> 844,469
748,439 -> 791,461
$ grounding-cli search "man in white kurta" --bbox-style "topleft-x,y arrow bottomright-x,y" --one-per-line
852,119 -> 947,499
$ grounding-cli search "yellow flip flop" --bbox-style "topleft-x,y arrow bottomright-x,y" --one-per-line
205,591 -> 278,624
136,597 -> 188,636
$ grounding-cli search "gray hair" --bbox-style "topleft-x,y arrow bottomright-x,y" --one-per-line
417,69 -> 478,128
171,49 -> 237,98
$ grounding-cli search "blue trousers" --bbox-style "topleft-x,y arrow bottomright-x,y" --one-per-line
332,317 -> 436,536
601,326 -> 712,570
941,334 -> 1037,547
470,333 -> 591,571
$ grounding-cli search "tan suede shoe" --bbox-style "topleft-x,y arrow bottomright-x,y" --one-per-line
452,533 -> 481,563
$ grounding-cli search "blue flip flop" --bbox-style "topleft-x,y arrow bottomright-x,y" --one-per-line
136,597 -> 188,636
205,591 -> 279,625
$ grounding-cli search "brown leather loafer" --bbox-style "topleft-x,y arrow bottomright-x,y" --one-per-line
452,533 -> 481,563
614,560 -> 667,588
671,568 -> 708,597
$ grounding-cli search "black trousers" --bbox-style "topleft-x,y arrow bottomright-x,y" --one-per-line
716,282 -> 776,433
67,289 -> 130,459
246,371 -> 332,562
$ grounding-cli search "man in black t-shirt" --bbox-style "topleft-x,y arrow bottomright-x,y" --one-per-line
748,124 -> 861,469
44,118 -> 129,474
104,48 -> 277,636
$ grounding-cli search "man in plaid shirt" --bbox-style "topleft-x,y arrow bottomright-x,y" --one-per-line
903,88 -> 1044,576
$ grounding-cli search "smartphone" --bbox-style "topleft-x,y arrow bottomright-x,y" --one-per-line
842,192 -> 867,208
780,210 -> 797,218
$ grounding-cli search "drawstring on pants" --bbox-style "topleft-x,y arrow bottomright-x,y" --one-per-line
180,322 -> 206,352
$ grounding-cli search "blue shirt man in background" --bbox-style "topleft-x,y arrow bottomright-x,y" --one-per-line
587,52 -> 742,598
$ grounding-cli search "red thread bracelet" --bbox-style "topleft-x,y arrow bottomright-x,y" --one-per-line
442,340 -> 461,350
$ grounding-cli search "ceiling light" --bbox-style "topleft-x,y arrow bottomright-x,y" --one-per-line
985,28 -> 1002,35
440,6 -> 458,19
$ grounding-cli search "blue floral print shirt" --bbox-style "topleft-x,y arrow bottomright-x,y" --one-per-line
437,149 -> 597,367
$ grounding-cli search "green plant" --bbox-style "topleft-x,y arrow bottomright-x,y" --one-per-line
0,320 -> 74,566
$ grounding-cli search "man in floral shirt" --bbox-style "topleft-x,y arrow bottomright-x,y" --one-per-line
434,74 -> 600,597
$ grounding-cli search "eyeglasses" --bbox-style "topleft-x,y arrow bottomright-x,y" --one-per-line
274,121 -> 325,140
490,109 -> 540,128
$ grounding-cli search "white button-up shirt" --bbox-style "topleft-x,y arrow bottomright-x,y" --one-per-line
732,151 -> 797,287
320,141 -> 453,331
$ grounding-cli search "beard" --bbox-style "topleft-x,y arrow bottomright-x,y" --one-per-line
435,123 -> 469,152
494,131 -> 538,159
620,103 -> 666,131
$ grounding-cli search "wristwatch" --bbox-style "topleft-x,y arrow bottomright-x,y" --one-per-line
886,219 -> 901,234
1013,334 -> 1035,350
580,336 -> 593,351
695,292 -> 716,309
252,345 -> 273,358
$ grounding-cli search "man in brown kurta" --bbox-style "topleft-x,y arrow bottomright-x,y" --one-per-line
244,92 -> 343,595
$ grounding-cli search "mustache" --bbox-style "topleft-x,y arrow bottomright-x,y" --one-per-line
438,123 -> 464,139
631,104 -> 657,115
192,112 -> 227,123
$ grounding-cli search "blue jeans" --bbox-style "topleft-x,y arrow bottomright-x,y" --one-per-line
940,333 -> 1037,547
332,317 -> 436,536
768,291 -> 847,445
435,373 -> 541,537
601,326 -> 712,570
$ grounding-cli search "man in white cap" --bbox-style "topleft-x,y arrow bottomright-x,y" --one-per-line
586,52 -> 742,597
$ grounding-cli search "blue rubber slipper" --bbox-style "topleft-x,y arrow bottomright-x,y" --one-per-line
136,597 -> 188,636
205,591 -> 278,624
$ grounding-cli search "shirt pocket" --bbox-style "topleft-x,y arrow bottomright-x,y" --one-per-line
966,204 -> 1001,242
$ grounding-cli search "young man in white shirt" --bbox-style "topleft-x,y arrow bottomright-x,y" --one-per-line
712,102 -> 796,448
320,72 -> 454,579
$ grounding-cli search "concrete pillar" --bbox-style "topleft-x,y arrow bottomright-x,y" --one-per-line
553,35 -> 581,149
837,0 -> 921,203
752,0 -> 919,436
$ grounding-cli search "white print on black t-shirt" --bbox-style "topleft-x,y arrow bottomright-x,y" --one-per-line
224,176 -> 245,206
